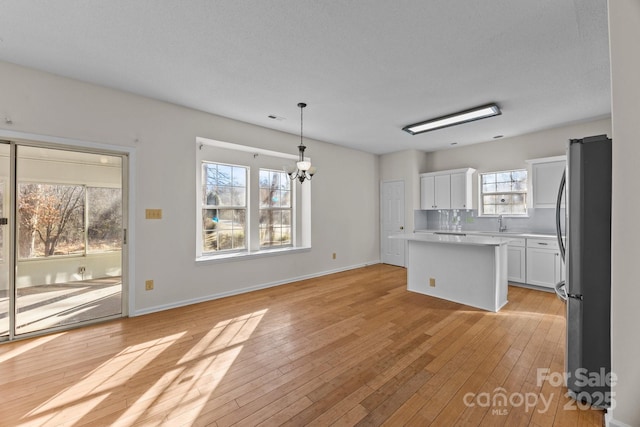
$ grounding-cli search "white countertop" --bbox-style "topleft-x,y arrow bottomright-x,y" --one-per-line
413,229 -> 559,239
390,232 -> 514,246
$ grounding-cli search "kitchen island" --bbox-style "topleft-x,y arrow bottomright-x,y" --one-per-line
390,232 -> 513,312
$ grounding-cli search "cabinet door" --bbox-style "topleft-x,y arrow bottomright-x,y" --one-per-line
526,247 -> 562,288
507,245 -> 526,283
450,172 -> 468,209
420,175 -> 435,209
434,174 -> 450,209
533,161 -> 565,208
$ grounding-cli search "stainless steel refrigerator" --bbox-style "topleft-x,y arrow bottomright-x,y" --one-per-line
555,134 -> 612,408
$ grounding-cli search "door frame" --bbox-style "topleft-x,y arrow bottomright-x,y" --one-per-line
0,128 -> 135,341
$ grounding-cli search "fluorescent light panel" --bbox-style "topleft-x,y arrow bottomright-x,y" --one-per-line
403,103 -> 501,135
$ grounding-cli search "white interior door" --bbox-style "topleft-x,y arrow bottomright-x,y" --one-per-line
381,180 -> 405,266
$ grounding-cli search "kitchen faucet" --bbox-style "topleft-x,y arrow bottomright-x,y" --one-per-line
498,215 -> 507,232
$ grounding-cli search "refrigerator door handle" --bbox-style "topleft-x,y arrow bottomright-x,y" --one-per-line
556,169 -> 566,262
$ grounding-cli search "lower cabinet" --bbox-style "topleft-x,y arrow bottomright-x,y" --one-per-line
507,239 -> 526,283
525,239 -> 563,289
506,237 -> 565,289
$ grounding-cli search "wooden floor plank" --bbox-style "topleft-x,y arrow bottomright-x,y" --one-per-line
0,264 -> 603,426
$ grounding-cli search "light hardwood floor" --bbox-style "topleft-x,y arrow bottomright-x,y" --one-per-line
0,264 -> 604,426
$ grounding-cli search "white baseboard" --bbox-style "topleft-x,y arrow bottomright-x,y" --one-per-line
132,260 -> 381,316
606,411 -> 633,427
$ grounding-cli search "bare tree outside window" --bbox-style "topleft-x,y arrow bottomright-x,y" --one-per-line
18,183 -> 85,258
17,184 -> 123,258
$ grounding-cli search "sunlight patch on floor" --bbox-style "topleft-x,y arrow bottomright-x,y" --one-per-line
23,332 -> 186,425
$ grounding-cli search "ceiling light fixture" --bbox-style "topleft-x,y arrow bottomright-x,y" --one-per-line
284,102 -> 316,183
402,103 -> 501,135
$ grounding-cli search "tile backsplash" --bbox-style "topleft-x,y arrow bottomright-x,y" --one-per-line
415,208 -> 565,235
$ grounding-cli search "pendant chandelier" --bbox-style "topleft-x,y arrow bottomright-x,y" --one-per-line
284,102 -> 316,182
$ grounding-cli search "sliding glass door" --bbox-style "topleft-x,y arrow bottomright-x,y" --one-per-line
0,143 -> 10,338
0,142 -> 127,340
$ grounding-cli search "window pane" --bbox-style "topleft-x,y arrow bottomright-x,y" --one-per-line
217,165 -> 232,185
496,182 -> 512,192
281,190 -> 291,208
482,183 -> 496,193
512,170 -> 527,183
217,186 -> 232,206
259,208 -> 291,247
482,173 -> 496,184
232,167 -> 246,187
87,187 -> 122,253
218,230 -> 233,250
496,172 -> 511,183
483,195 -> 496,205
18,183 -> 85,258
232,188 -> 246,206
259,170 -> 270,187
281,177 -> 290,191
259,188 -> 270,208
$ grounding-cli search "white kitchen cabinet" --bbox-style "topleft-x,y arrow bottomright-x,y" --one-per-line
420,168 -> 475,210
420,174 -> 450,209
507,238 -> 526,283
528,156 -> 566,208
526,238 -> 562,288
450,170 -> 473,209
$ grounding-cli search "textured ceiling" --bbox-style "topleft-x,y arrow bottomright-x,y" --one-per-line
0,0 -> 611,154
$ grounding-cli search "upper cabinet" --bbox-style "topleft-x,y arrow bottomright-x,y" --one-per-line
527,156 -> 566,208
420,168 -> 475,210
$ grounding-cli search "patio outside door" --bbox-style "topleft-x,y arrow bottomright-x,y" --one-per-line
0,142 -> 126,340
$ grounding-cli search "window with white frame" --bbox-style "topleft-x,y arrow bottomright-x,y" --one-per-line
480,169 -> 528,215
201,162 -> 248,253
259,169 -> 292,248
196,137 -> 310,260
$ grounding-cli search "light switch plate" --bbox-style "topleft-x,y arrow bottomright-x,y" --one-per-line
146,209 -> 162,219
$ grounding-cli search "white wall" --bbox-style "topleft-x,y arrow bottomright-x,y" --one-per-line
379,149 -> 429,233
608,1 -> 640,425
425,118 -> 612,173
424,118 -> 612,203
16,252 -> 122,288
0,60 -> 380,315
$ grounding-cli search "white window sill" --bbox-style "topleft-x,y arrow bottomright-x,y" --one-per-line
196,246 -> 311,264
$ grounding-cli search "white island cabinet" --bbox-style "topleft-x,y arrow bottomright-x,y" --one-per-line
390,233 -> 511,312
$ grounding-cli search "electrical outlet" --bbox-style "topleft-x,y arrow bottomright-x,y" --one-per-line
78,266 -> 86,274
332,252 -> 336,260
145,280 -> 154,291
429,278 -> 436,287
145,209 -> 162,220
